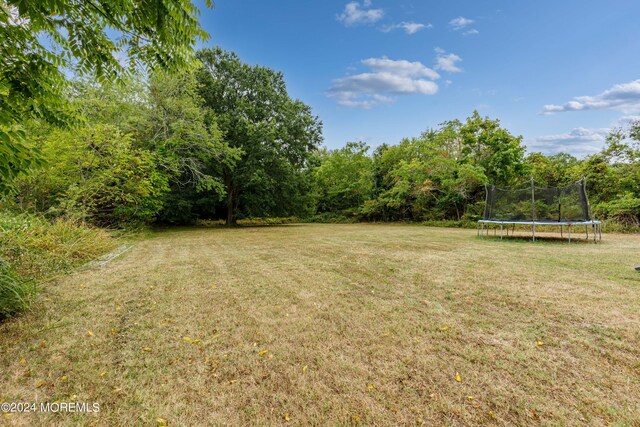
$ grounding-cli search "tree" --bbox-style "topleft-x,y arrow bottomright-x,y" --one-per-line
142,70 -> 241,224
15,124 -> 169,225
0,0 -> 212,193
526,152 -> 579,187
314,141 -> 375,214
456,111 -> 527,186
196,48 -> 322,224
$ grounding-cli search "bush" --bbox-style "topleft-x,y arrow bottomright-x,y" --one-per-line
305,212 -> 357,224
13,125 -> 169,227
594,195 -> 640,226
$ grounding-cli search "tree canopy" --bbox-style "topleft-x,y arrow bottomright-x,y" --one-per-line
0,0 -> 211,192
196,47 -> 323,224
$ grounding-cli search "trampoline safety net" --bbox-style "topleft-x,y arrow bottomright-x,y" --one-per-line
483,179 -> 590,222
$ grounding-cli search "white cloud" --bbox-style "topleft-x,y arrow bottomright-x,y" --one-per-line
380,21 -> 432,35
526,127 -> 610,157
463,28 -> 479,36
337,1 -> 384,26
434,48 -> 463,73
328,57 -> 440,108
362,57 -> 440,79
449,16 -> 474,30
542,80 -> 640,115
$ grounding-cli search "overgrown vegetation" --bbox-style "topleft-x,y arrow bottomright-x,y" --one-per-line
0,212 -> 116,319
313,114 -> 640,227
0,264 -> 34,321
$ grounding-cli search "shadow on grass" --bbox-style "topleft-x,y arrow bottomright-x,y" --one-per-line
477,234 -> 600,245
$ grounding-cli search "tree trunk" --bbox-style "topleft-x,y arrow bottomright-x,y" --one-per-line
225,172 -> 237,226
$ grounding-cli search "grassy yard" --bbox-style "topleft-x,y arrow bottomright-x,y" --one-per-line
1,224 -> 639,426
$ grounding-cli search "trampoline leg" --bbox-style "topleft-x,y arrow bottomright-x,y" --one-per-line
592,223 -> 596,243
568,225 -> 571,243
500,224 -> 503,240
585,225 -> 588,240
599,223 -> 602,241
560,224 -> 563,238
532,222 -> 536,241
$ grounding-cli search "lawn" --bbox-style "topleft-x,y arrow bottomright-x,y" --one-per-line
1,224 -> 639,426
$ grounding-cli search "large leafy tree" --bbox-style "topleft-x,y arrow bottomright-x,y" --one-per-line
0,0 -> 211,192
196,48 -> 322,224
142,71 -> 241,224
452,111 -> 527,186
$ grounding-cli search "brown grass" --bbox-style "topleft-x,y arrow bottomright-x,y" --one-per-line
1,224 -> 639,426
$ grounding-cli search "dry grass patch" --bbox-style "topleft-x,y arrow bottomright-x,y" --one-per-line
1,224 -> 639,426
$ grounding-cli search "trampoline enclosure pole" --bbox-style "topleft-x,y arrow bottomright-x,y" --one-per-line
531,176 -> 535,241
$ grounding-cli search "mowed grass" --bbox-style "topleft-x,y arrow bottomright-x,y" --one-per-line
1,224 -> 639,426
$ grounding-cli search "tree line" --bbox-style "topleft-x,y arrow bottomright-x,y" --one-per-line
315,115 -> 640,227
4,46 -> 639,228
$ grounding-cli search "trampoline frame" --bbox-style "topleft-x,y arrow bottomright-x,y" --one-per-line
478,177 -> 602,243
477,219 -> 602,243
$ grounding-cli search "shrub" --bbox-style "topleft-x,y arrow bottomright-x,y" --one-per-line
594,195 -> 640,226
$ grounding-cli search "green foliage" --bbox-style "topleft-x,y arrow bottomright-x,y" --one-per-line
141,70 -> 241,223
0,211 -> 116,278
0,264 -> 34,321
594,194 -> 640,226
0,211 -> 115,320
526,152 -> 580,187
0,0 -> 211,194
14,124 -> 169,226
357,112 -> 523,221
456,111 -> 527,186
0,131 -> 40,194
314,141 -> 375,213
196,47 -> 322,224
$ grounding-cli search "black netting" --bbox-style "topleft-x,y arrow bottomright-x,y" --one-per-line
484,186 -> 532,221
484,180 -> 590,222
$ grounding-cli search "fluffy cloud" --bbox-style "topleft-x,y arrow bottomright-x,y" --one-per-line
434,48 -> 463,73
337,0 -> 383,26
327,57 -> 440,108
542,80 -> 640,115
463,28 -> 479,36
526,127 -> 610,157
449,16 -> 474,30
380,21 -> 432,35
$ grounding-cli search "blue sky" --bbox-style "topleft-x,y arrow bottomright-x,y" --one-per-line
196,0 -> 640,157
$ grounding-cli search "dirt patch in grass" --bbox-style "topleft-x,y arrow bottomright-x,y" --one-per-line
1,224 -> 639,426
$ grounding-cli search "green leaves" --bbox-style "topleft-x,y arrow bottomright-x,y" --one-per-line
195,48 -> 322,224
14,124 -> 170,226
314,142 -> 375,214
0,0 -> 212,195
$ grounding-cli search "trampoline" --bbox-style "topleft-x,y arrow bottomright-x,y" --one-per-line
477,178 -> 602,242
